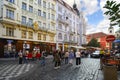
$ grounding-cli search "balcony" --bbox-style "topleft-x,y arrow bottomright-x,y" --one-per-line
4,1 -> 17,10
57,17 -> 69,25
68,31 -> 74,35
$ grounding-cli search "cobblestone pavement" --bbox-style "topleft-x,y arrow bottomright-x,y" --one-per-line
0,58 -> 36,80
1,57 -> 120,80
16,58 -> 101,80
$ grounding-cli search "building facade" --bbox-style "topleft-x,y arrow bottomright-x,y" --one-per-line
0,0 -> 56,57
56,0 -> 84,51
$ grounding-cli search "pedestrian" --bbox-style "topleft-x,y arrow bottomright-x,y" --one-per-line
40,51 -> 46,66
64,50 -> 69,64
53,50 -> 61,69
18,50 -> 23,64
69,50 -> 74,65
75,49 -> 81,67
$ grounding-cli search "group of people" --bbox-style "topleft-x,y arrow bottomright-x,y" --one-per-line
18,49 -> 82,69
18,50 -> 46,65
53,49 -> 81,69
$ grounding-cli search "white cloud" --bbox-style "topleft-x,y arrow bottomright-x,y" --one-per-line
64,0 -> 120,35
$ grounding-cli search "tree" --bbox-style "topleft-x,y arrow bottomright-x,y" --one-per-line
87,38 -> 100,47
103,0 -> 120,26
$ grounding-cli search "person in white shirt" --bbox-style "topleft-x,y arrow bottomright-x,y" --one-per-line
75,49 -> 81,66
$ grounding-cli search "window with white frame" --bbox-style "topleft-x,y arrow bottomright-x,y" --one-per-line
38,10 -> 41,16
21,16 -> 26,24
64,34 -> 67,40
48,13 -> 50,19
43,12 -> 46,18
48,2 -> 50,8
43,23 -> 46,28
6,9 -> 14,20
6,27 -> 14,37
52,4 -> 55,10
58,24 -> 62,29
58,33 -> 62,40
58,6 -> 62,12
21,30 -> 26,38
38,21 -> 41,28
51,14 -> 55,20
28,18 -> 33,26
6,0 -> 14,3
22,2 -> 27,10
28,31 -> 33,39
43,1 -> 46,8
29,5 -> 33,12
38,0 -> 41,5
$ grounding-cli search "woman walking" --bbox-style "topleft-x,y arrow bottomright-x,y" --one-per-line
75,49 -> 81,67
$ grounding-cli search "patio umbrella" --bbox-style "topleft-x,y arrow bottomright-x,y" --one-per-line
113,39 -> 120,43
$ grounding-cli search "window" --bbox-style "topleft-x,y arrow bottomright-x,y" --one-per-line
22,2 -> 27,10
28,18 -> 33,27
64,34 -> 67,40
43,23 -> 46,28
38,0 -> 41,5
58,24 -> 62,29
50,36 -> 54,41
43,1 -> 46,8
48,23 -> 50,29
43,34 -> 46,41
6,27 -> 14,37
58,6 -> 62,12
58,33 -> 62,40
48,13 -> 50,19
38,10 -> 41,16
51,14 -> 55,20
28,31 -> 33,39
48,2 -> 50,8
29,5 -> 33,12
21,30 -> 26,38
43,12 -> 46,18
6,0 -> 14,3
38,33 -> 41,40
38,21 -> 41,28
21,16 -> 26,24
52,4 -> 55,10
6,9 -> 14,20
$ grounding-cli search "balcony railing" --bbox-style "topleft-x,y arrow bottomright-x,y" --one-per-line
4,1 -> 16,9
57,17 -> 69,25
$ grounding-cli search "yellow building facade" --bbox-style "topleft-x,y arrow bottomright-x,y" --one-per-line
0,0 -> 56,57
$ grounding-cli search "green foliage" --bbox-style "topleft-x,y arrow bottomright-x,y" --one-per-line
87,38 -> 100,47
103,0 -> 120,27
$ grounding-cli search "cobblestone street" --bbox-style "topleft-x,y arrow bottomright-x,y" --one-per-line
0,56 -> 120,80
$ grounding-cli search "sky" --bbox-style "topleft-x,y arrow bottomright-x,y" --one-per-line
64,0 -> 120,34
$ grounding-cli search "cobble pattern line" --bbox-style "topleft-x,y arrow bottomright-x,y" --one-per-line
0,64 -> 34,80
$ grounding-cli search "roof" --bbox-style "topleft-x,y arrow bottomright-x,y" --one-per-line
86,32 -> 108,38
57,0 -> 78,15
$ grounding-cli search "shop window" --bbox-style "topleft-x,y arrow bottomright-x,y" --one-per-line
21,30 -> 26,38
28,31 -> 33,39
6,27 -> 14,37
38,33 -> 41,40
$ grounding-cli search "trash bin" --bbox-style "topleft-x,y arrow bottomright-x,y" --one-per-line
103,65 -> 118,80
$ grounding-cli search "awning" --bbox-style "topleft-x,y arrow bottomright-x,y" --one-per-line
70,46 -> 86,49
113,39 -> 120,43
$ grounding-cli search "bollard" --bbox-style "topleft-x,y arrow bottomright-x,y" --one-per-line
103,65 -> 118,80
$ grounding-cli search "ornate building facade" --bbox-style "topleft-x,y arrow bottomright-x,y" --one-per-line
56,0 -> 86,51
0,0 -> 56,57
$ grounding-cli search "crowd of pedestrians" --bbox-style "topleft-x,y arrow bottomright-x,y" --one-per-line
18,48 -> 84,69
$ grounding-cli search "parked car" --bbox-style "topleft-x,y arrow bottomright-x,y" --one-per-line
90,50 -> 100,58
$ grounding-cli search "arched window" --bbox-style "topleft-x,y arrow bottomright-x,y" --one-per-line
58,33 -> 62,40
